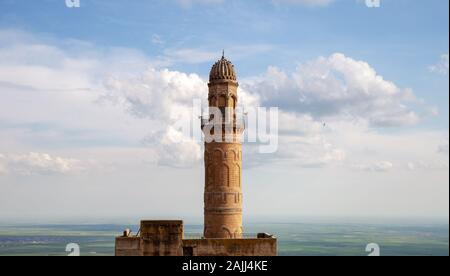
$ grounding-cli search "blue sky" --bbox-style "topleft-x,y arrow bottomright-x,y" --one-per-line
1,0 -> 448,125
0,0 -> 448,223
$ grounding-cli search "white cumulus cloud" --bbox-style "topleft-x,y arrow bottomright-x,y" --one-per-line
438,139 -> 449,155
0,152 -> 84,176
242,53 -> 423,127
429,54 -> 449,75
352,161 -> 394,172
0,29 -> 445,172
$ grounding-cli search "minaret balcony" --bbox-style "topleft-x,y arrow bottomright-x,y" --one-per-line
201,117 -> 245,134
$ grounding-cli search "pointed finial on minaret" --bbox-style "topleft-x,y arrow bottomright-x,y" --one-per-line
222,49 -> 225,59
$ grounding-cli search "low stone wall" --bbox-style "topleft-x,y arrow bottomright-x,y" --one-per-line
115,220 -> 277,256
140,220 -> 184,256
182,238 -> 277,256
115,237 -> 141,256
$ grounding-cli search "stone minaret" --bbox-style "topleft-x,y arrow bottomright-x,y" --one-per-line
202,53 -> 245,239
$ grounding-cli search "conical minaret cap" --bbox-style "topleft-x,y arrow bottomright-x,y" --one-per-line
209,52 -> 237,82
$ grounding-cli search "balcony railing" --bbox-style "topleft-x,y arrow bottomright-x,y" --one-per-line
200,116 -> 246,130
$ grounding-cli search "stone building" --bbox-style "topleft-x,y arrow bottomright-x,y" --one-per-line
202,53 -> 245,239
115,54 -> 277,256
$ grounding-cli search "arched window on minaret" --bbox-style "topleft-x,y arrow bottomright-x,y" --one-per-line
218,95 -> 226,119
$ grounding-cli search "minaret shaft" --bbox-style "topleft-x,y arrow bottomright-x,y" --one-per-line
203,57 -> 243,239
